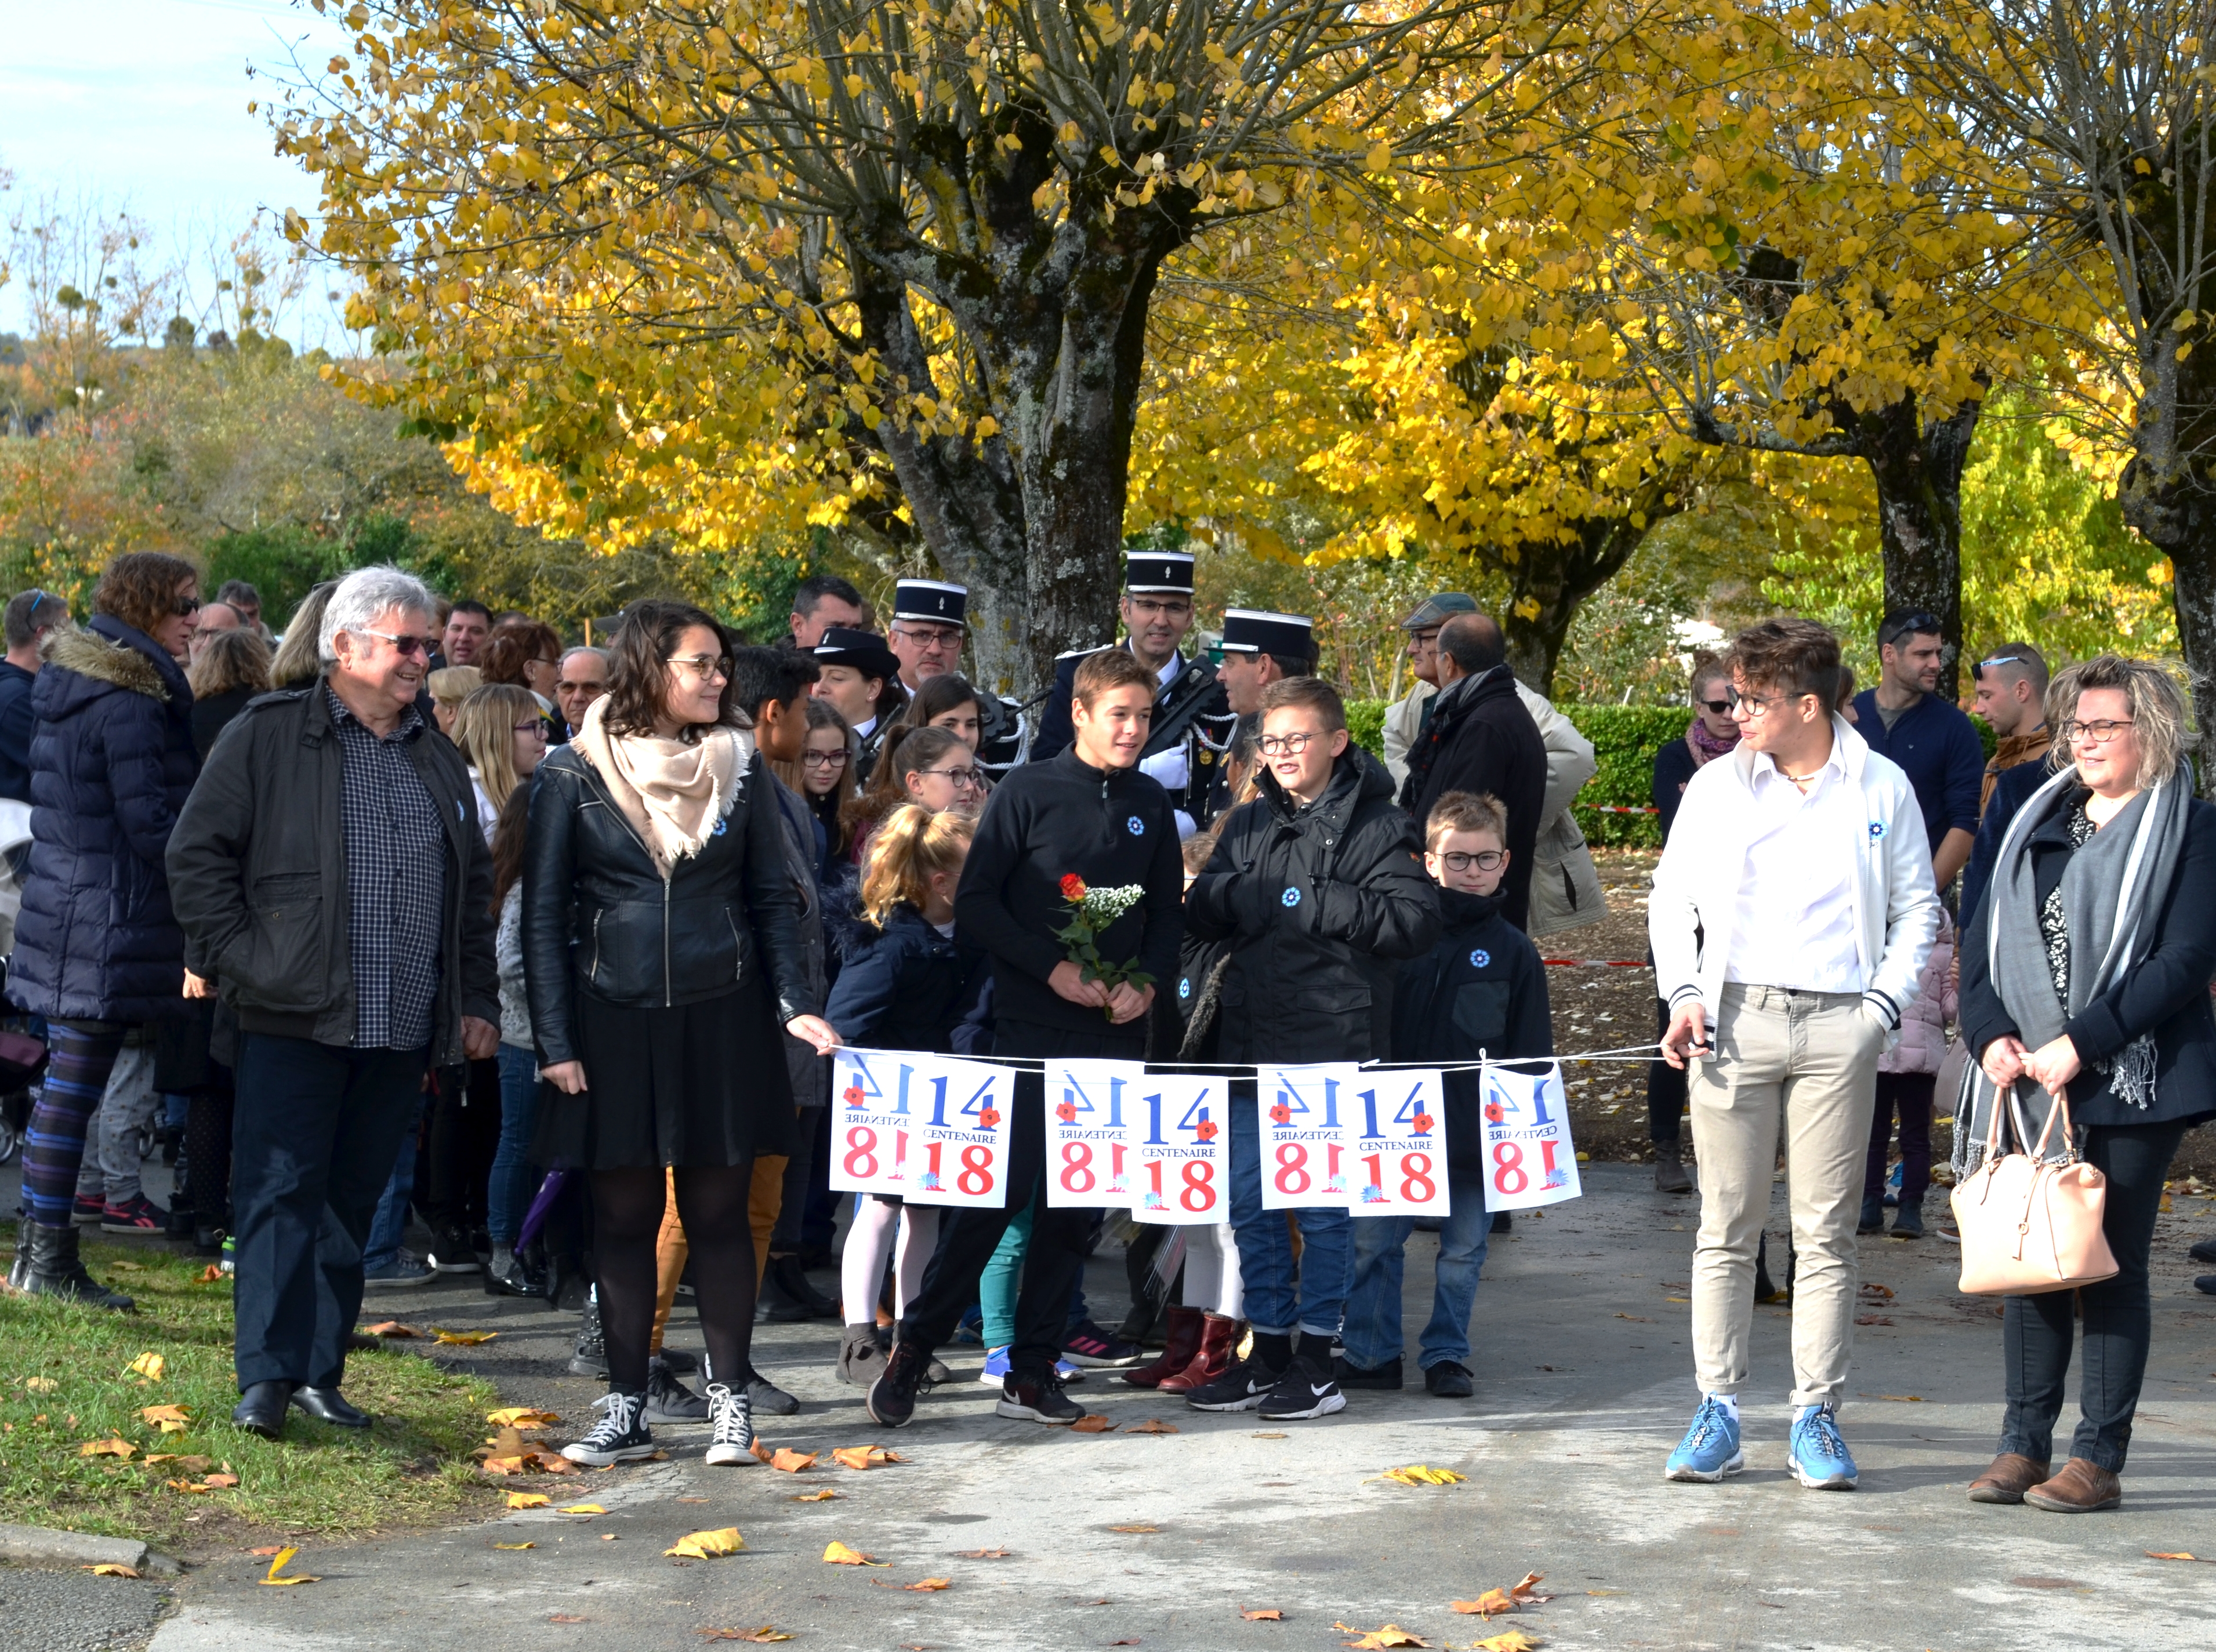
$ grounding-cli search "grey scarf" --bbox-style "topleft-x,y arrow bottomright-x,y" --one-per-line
1959,767 -> 2192,1171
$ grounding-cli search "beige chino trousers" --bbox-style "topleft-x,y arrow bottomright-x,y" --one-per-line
1688,982 -> 1883,1411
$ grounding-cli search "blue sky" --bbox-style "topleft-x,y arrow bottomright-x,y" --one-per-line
0,0 -> 348,337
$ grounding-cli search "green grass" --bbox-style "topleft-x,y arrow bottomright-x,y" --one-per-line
0,1223 -> 502,1549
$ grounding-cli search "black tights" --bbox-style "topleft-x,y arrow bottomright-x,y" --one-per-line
591,1164 -> 757,1393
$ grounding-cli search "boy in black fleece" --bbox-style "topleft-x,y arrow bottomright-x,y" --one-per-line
1339,791 -> 1552,1399
868,649 -> 1184,1428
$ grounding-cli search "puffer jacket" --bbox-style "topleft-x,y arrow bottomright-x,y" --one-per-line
1185,745 -> 1440,1063
9,619 -> 198,1023
1879,912 -> 1956,1076
824,902 -> 989,1054
523,740 -> 816,1068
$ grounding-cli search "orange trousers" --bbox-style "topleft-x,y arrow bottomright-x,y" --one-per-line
648,1157 -> 788,1355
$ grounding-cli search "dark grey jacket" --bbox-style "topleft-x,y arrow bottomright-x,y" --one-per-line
165,678 -> 499,1067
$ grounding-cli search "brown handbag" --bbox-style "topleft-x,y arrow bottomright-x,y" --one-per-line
1951,1079 -> 2117,1295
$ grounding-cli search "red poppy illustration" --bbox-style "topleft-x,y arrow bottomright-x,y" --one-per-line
1412,1112 -> 1435,1134
1268,1103 -> 1292,1124
1483,1101 -> 1506,1123
977,1108 -> 1002,1128
1194,1119 -> 1218,1142
843,1084 -> 866,1109
1055,1101 -> 1079,1123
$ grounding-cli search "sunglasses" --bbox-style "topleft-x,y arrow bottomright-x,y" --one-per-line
362,628 -> 434,657
172,594 -> 202,618
1880,611 -> 1942,645
1698,697 -> 1732,714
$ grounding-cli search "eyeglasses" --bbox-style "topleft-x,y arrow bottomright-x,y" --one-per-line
1727,685 -> 1809,717
1257,730 -> 1321,756
1438,849 -> 1506,873
362,628 -> 433,657
1698,698 -> 1732,714
513,720 -> 549,738
666,654 -> 733,681
917,766 -> 985,789
1125,597 -> 1194,619
2061,718 -> 2135,744
891,626 -> 961,652
801,749 -> 851,768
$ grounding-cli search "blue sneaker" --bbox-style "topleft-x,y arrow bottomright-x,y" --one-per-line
1664,1396 -> 1744,1483
1788,1403 -> 1858,1489
977,1345 -> 1083,1385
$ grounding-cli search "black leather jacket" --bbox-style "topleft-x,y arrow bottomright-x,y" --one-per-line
523,741 -> 818,1067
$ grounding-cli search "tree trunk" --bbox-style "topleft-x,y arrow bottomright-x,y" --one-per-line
1497,484 -> 1689,697
2117,452 -> 2216,801
1858,394 -> 1980,701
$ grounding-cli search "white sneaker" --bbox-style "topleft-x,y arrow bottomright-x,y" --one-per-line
703,1381 -> 757,1466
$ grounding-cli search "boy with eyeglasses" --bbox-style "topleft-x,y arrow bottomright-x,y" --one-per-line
1181,677 -> 1439,1420
1339,790 -> 1551,1398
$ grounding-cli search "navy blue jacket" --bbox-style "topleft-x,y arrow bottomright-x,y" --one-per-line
0,659 -> 37,803
1392,886 -> 1553,1178
825,902 -> 989,1054
1959,755 -> 2051,924
9,618 -> 198,1023
1851,689 -> 1983,852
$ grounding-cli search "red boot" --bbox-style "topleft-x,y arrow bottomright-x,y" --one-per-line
1123,1305 -> 1203,1388
1158,1313 -> 1239,1394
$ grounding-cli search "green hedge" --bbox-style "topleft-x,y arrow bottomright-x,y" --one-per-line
1345,696 -> 1680,848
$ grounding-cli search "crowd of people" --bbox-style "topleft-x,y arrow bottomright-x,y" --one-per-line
2,549 -> 2210,1516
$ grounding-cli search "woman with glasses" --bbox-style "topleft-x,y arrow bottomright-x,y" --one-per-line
525,601 -> 836,1468
453,683 -> 549,841
1957,656 -> 2216,1514
1644,655 -> 1740,1193
8,552 -> 202,1305
842,725 -> 985,865
768,697 -> 858,881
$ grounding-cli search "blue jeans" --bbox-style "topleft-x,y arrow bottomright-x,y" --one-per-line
1227,1080 -> 1352,1338
489,1044 -> 542,1246
1341,1174 -> 1490,1371
362,1088 -> 427,1273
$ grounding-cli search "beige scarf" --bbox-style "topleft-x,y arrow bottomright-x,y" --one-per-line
570,695 -> 750,880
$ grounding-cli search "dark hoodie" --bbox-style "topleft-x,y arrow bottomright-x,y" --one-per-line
1393,884 -> 1554,1179
1397,665 -> 1547,930
1185,745 -> 1440,1064
10,617 -> 198,1023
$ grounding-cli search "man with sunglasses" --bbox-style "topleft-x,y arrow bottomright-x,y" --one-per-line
0,589 -> 68,802
169,565 -> 500,1441
1651,619 -> 1939,1493
1850,609 -> 1985,894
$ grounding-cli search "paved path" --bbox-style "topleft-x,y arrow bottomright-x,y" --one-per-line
126,1165 -> 2216,1652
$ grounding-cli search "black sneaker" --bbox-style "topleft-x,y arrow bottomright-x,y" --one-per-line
1490,1210 -> 1512,1236
1334,1354 -> 1403,1390
1257,1352 -> 1346,1421
743,1367 -> 800,1417
996,1370 -> 1084,1424
2189,1237 -> 2216,1265
865,1340 -> 934,1428
428,1225 -> 481,1274
1424,1360 -> 1474,1399
560,1390 -> 656,1466
756,1254 -> 838,1322
643,1356 -> 709,1424
2195,1273 -> 2216,1296
568,1295 -> 608,1379
1061,1318 -> 1143,1368
1184,1356 -> 1283,1413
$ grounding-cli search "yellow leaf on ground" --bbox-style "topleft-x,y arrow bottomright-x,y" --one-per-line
832,1445 -> 903,1469
168,1479 -> 216,1494
1343,1626 -> 1428,1649
1242,1607 -> 1285,1620
431,1328 -> 498,1345
487,1407 -> 560,1428
23,1377 -> 57,1393
205,1473 -> 240,1488
905,1577 -> 951,1591
1473,1633 -> 1542,1652
1379,1465 -> 1466,1486
558,1504 -> 608,1516
260,1548 -> 318,1586
507,1492 -> 551,1508
198,1264 -> 224,1283
494,1542 -> 536,1551
1507,1573 -> 1550,1603
127,1353 -> 166,1382
666,1527 -> 745,1559
363,1321 -> 419,1337
1111,1524 -> 1159,1533
1069,1414 -> 1115,1432
79,1438 -> 136,1459
142,1404 -> 191,1426
1125,1417 -> 1178,1434
768,1448 -> 818,1473
484,1456 -> 532,1476
84,1563 -> 140,1577
697,1631 -> 793,1643
1453,1592 -> 1515,1616
792,1488 -> 839,1501
822,1541 -> 884,1566
2147,1551 -> 2211,1562
957,1547 -> 1010,1558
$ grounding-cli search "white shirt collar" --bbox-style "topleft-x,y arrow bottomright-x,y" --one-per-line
1751,736 -> 1845,790
854,714 -> 879,740
1156,655 -> 1181,691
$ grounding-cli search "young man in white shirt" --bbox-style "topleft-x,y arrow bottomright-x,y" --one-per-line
1651,619 -> 1939,1491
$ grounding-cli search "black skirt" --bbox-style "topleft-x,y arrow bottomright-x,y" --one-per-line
534,976 -> 795,1171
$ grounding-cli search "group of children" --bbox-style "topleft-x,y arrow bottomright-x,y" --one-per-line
812,650 -> 1553,1428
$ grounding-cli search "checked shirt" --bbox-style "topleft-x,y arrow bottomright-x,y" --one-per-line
325,687 -> 448,1051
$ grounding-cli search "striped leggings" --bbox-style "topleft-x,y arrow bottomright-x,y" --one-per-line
21,1023 -> 129,1228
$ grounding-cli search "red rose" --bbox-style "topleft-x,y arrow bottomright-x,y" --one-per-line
1060,873 -> 1089,902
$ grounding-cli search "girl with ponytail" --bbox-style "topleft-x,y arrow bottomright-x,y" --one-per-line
823,804 -> 989,1387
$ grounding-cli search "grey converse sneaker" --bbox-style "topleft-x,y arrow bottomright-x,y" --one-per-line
702,1381 -> 758,1466
561,1390 -> 656,1466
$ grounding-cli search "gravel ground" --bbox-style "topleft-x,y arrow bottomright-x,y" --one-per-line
0,1563 -> 172,1652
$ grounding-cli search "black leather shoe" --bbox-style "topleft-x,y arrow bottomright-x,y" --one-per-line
233,1380 -> 294,1438
291,1386 -> 372,1428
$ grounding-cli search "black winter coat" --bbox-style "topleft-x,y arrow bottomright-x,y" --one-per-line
166,680 -> 499,1067
1398,666 -> 1547,930
825,903 -> 989,1054
523,741 -> 817,1068
10,619 -> 198,1024
1959,788 -> 2216,1130
1187,746 -> 1441,1063
1394,886 -> 1554,1178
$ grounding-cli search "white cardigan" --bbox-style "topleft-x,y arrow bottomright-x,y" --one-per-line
1648,715 -> 1940,1045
